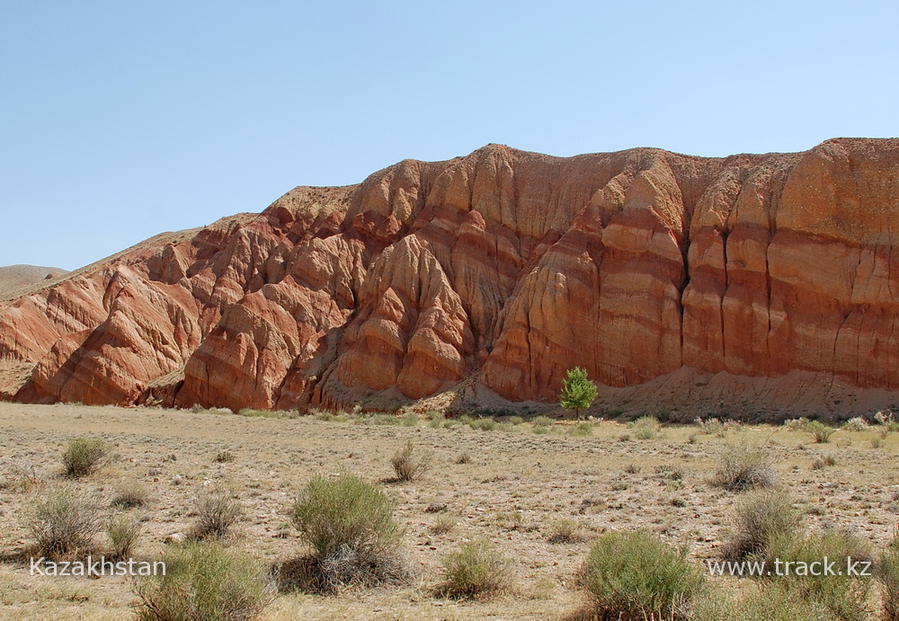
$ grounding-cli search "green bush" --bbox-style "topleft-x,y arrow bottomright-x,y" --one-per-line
134,542 -> 271,621
569,421 -> 593,436
582,531 -> 704,620
880,537 -> 899,621
437,541 -> 509,599
695,583 -> 835,621
469,418 -> 496,431
62,437 -> 109,477
769,530 -> 872,621
290,474 -> 403,588
28,484 -> 101,557
804,420 -> 837,443
712,444 -> 778,492
390,442 -> 431,482
723,490 -> 800,561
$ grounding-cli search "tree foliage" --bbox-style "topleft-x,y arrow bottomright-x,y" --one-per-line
559,367 -> 598,419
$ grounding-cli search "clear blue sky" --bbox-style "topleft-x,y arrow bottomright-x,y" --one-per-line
2,1 -> 897,270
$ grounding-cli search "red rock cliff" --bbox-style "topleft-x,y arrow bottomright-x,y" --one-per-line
3,138 -> 899,418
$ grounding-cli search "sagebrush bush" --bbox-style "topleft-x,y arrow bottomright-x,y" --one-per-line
213,450 -> 235,463
192,487 -> 242,540
712,444 -> 778,491
111,479 -> 149,508
694,416 -> 724,436
290,474 -> 404,589
546,519 -> 587,544
582,530 -> 704,620
630,415 -> 659,439
135,542 -> 272,621
695,582 -> 834,621
880,537 -> 899,621
811,454 -> 837,470
569,421 -> 593,436
769,529 -> 872,621
106,513 -> 142,559
437,541 -> 509,599
722,490 -> 800,561
28,484 -> 101,557
390,442 -> 431,482
62,437 -> 109,477
468,418 -> 496,431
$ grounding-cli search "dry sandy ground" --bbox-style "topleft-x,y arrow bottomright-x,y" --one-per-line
0,402 -> 897,620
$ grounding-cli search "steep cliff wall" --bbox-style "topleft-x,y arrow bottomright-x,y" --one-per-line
2,138 -> 898,419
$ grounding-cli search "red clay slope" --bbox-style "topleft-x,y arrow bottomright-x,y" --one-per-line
2,138 -> 899,419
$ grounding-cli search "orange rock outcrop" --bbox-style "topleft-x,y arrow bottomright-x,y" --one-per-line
3,138 -> 899,418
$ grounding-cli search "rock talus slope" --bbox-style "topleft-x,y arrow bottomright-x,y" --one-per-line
2,138 -> 899,418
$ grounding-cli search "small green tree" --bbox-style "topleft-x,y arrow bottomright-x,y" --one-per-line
560,367 -> 598,420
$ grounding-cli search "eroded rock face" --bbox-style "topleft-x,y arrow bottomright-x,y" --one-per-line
2,139 -> 899,416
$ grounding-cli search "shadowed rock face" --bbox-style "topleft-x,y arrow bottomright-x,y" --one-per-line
2,138 -> 899,417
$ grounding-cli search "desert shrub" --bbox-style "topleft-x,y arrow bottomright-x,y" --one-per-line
28,484 -> 101,556
429,515 -> 456,535
436,541 -> 509,599
532,425 -> 550,435
811,454 -> 837,470
213,450 -> 235,463
569,421 -> 593,436
546,519 -> 587,544
400,413 -> 418,426
712,444 -> 778,491
62,437 -> 109,477
722,490 -> 800,562
390,442 -> 432,482
468,418 -> 496,431
368,413 -> 400,426
134,542 -> 271,621
769,530 -> 873,621
804,420 -> 837,443
1,461 -> 44,492
784,416 -> 811,431
531,416 -> 554,427
694,417 -> 724,435
290,474 -> 403,589
582,531 -> 704,620
427,412 -> 446,428
694,583 -> 835,621
111,479 -> 149,508
106,513 -> 142,559
630,415 -> 659,439
506,415 -> 524,425
842,417 -> 870,432
237,408 -> 282,418
455,452 -> 472,464
880,537 -> 899,621
192,487 -> 242,540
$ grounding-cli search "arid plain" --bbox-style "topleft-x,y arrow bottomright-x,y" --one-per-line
1,402 -> 897,619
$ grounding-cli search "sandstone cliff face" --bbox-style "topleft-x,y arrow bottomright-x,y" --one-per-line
2,138 -> 899,417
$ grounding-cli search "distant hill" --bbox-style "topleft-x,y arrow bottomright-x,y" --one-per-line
0,265 -> 68,296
